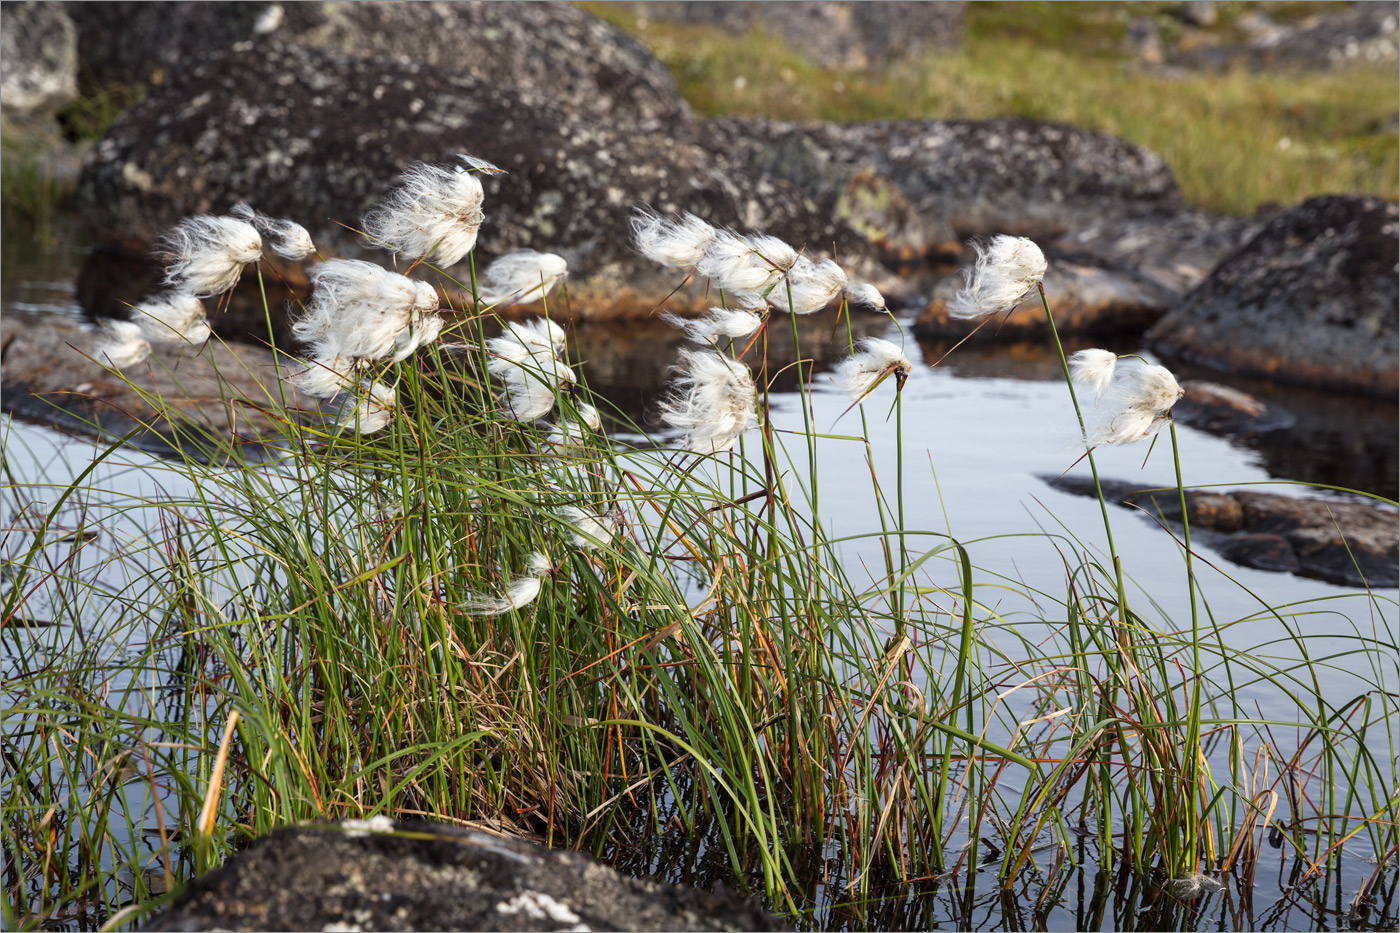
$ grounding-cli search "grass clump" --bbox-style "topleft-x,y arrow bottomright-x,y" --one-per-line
581,1 -> 1399,215
2,166 -> 1398,932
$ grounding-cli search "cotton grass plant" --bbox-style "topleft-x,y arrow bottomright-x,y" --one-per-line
2,159 -> 1397,933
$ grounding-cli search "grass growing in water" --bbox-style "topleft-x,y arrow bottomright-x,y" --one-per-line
2,220 -> 1397,931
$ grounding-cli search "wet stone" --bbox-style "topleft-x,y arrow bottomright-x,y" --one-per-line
141,820 -> 787,932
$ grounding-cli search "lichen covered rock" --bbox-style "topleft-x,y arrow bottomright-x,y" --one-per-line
76,40 -> 884,335
142,819 -> 786,932
1146,195 -> 1399,397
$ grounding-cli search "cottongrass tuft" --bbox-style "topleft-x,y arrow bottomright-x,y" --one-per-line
333,382 -> 396,435
1088,356 -> 1186,446
457,551 -> 552,616
1068,348 -> 1119,399
292,260 -> 439,365
660,306 -> 764,345
95,319 -> 151,370
768,256 -> 849,315
559,506 -> 617,549
230,202 -> 317,261
947,235 -> 1047,320
659,350 -> 758,454
487,319 -> 575,422
631,208 -> 717,269
362,159 -> 486,266
477,250 -> 568,307
697,230 -> 797,294
158,215 -> 263,298
290,355 -> 360,400
129,291 -> 210,345
833,337 -> 914,403
844,282 -> 887,312
543,403 -> 602,448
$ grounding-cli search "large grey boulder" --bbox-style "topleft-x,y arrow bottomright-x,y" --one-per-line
1174,3 -> 1399,72
1146,195 -> 1398,398
621,2 -> 966,70
66,1 -> 687,128
75,40 -> 886,336
699,116 -> 1185,261
142,819 -> 785,932
0,1 -> 78,117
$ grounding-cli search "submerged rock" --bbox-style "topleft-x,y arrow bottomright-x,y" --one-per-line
1172,380 -> 1296,436
142,819 -> 786,932
1145,196 -> 1399,398
0,313 -> 308,463
1043,475 -> 1399,588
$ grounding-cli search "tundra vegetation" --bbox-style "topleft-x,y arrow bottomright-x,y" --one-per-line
2,151 -> 1396,932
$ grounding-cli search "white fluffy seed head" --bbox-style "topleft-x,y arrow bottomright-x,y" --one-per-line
362,160 -> 485,266
946,235 -> 1047,320
458,551 -> 550,616
158,215 -> 263,297
833,338 -> 914,402
129,291 -> 209,345
292,259 -> 424,363
230,203 -> 316,260
290,354 -> 359,399
1068,349 -> 1119,399
96,319 -> 151,369
457,153 -> 506,175
632,207 -> 718,269
659,350 -> 758,454
559,506 -> 617,549
843,282 -> 887,311
334,382 -> 395,434
391,313 -> 444,363
768,256 -> 849,315
660,306 -> 764,344
544,403 -> 602,447
697,230 -> 792,295
477,250 -> 568,307
1088,358 -> 1185,447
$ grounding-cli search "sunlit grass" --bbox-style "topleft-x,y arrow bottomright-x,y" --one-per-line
582,1 -> 1398,215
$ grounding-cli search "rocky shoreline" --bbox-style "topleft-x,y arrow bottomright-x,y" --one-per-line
0,1 -> 1392,397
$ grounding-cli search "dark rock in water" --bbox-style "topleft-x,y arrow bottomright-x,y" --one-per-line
1048,211 -> 1262,301
915,209 -> 1262,339
0,1 -> 78,117
1173,380 -> 1295,436
1042,474 -> 1399,588
0,313 -> 309,463
1146,195 -> 1399,398
620,2 -> 966,70
68,1 -> 687,128
701,116 -> 1184,257
142,819 -> 786,932
916,259 -> 1171,339
75,40 -> 889,336
1214,532 -> 1301,575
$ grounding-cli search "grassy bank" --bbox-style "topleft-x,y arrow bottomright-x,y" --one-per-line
582,1 -> 1399,216
3,253 -> 1396,928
